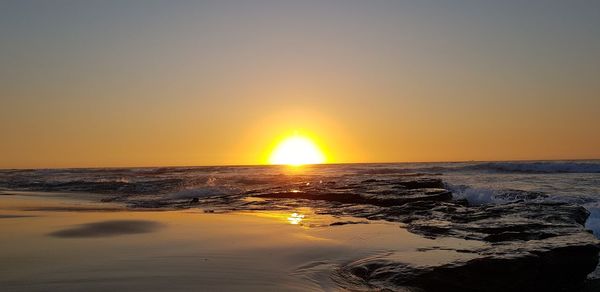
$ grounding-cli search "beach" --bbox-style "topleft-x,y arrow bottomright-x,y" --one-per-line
0,192 -> 483,291
1,161 -> 600,291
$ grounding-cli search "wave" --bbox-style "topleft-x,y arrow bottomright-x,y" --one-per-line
448,183 -> 600,237
447,184 -> 550,205
348,161 -> 600,175
0,178 -> 188,195
462,161 -> 600,174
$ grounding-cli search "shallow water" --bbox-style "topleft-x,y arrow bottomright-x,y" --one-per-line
0,194 -> 483,291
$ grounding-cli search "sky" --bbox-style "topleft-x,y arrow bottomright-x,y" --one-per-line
1,0 -> 599,168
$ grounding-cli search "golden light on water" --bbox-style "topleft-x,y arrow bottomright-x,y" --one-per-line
287,213 -> 305,225
242,210 -> 310,226
268,134 -> 325,166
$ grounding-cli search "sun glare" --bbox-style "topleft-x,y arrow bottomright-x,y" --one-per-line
269,135 -> 325,166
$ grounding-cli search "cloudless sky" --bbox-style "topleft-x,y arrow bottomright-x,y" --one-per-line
1,0 -> 599,168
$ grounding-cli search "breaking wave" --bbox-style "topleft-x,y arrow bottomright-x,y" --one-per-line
447,183 -> 600,237
447,184 -> 550,205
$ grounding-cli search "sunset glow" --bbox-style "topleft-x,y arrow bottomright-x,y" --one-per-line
269,135 -> 325,166
1,2 -> 600,291
0,1 -> 598,169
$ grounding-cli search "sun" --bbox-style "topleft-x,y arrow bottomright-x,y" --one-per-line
269,135 -> 325,166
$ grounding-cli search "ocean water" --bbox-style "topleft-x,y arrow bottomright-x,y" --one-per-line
1,160 -> 600,235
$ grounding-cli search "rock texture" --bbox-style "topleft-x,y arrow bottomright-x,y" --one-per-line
243,177 -> 600,291
334,236 -> 599,292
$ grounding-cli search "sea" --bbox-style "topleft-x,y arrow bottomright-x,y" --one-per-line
1,160 -> 600,235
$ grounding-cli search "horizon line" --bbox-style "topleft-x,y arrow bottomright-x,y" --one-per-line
1,158 -> 599,171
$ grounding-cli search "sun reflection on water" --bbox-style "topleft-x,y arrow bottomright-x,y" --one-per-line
287,213 -> 305,225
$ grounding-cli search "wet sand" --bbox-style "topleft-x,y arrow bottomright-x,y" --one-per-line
0,192 -> 482,291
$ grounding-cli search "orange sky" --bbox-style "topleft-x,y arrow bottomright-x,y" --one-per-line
1,1 -> 599,168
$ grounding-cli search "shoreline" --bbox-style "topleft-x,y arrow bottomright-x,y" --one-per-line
0,193 -> 482,291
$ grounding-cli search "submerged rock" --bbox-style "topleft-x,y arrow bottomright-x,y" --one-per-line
329,221 -> 369,226
48,220 -> 163,238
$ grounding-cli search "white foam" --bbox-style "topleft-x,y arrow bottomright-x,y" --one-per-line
447,183 -> 600,238
447,184 -> 498,205
446,183 -> 554,205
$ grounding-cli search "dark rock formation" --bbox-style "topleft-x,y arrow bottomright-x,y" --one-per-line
241,177 -> 600,291
334,234 -> 599,292
335,235 -> 598,291
256,188 -> 451,207
360,200 -> 592,242
253,178 -> 450,207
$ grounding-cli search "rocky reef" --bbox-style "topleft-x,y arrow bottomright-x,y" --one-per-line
334,238 -> 599,292
194,177 -> 600,291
